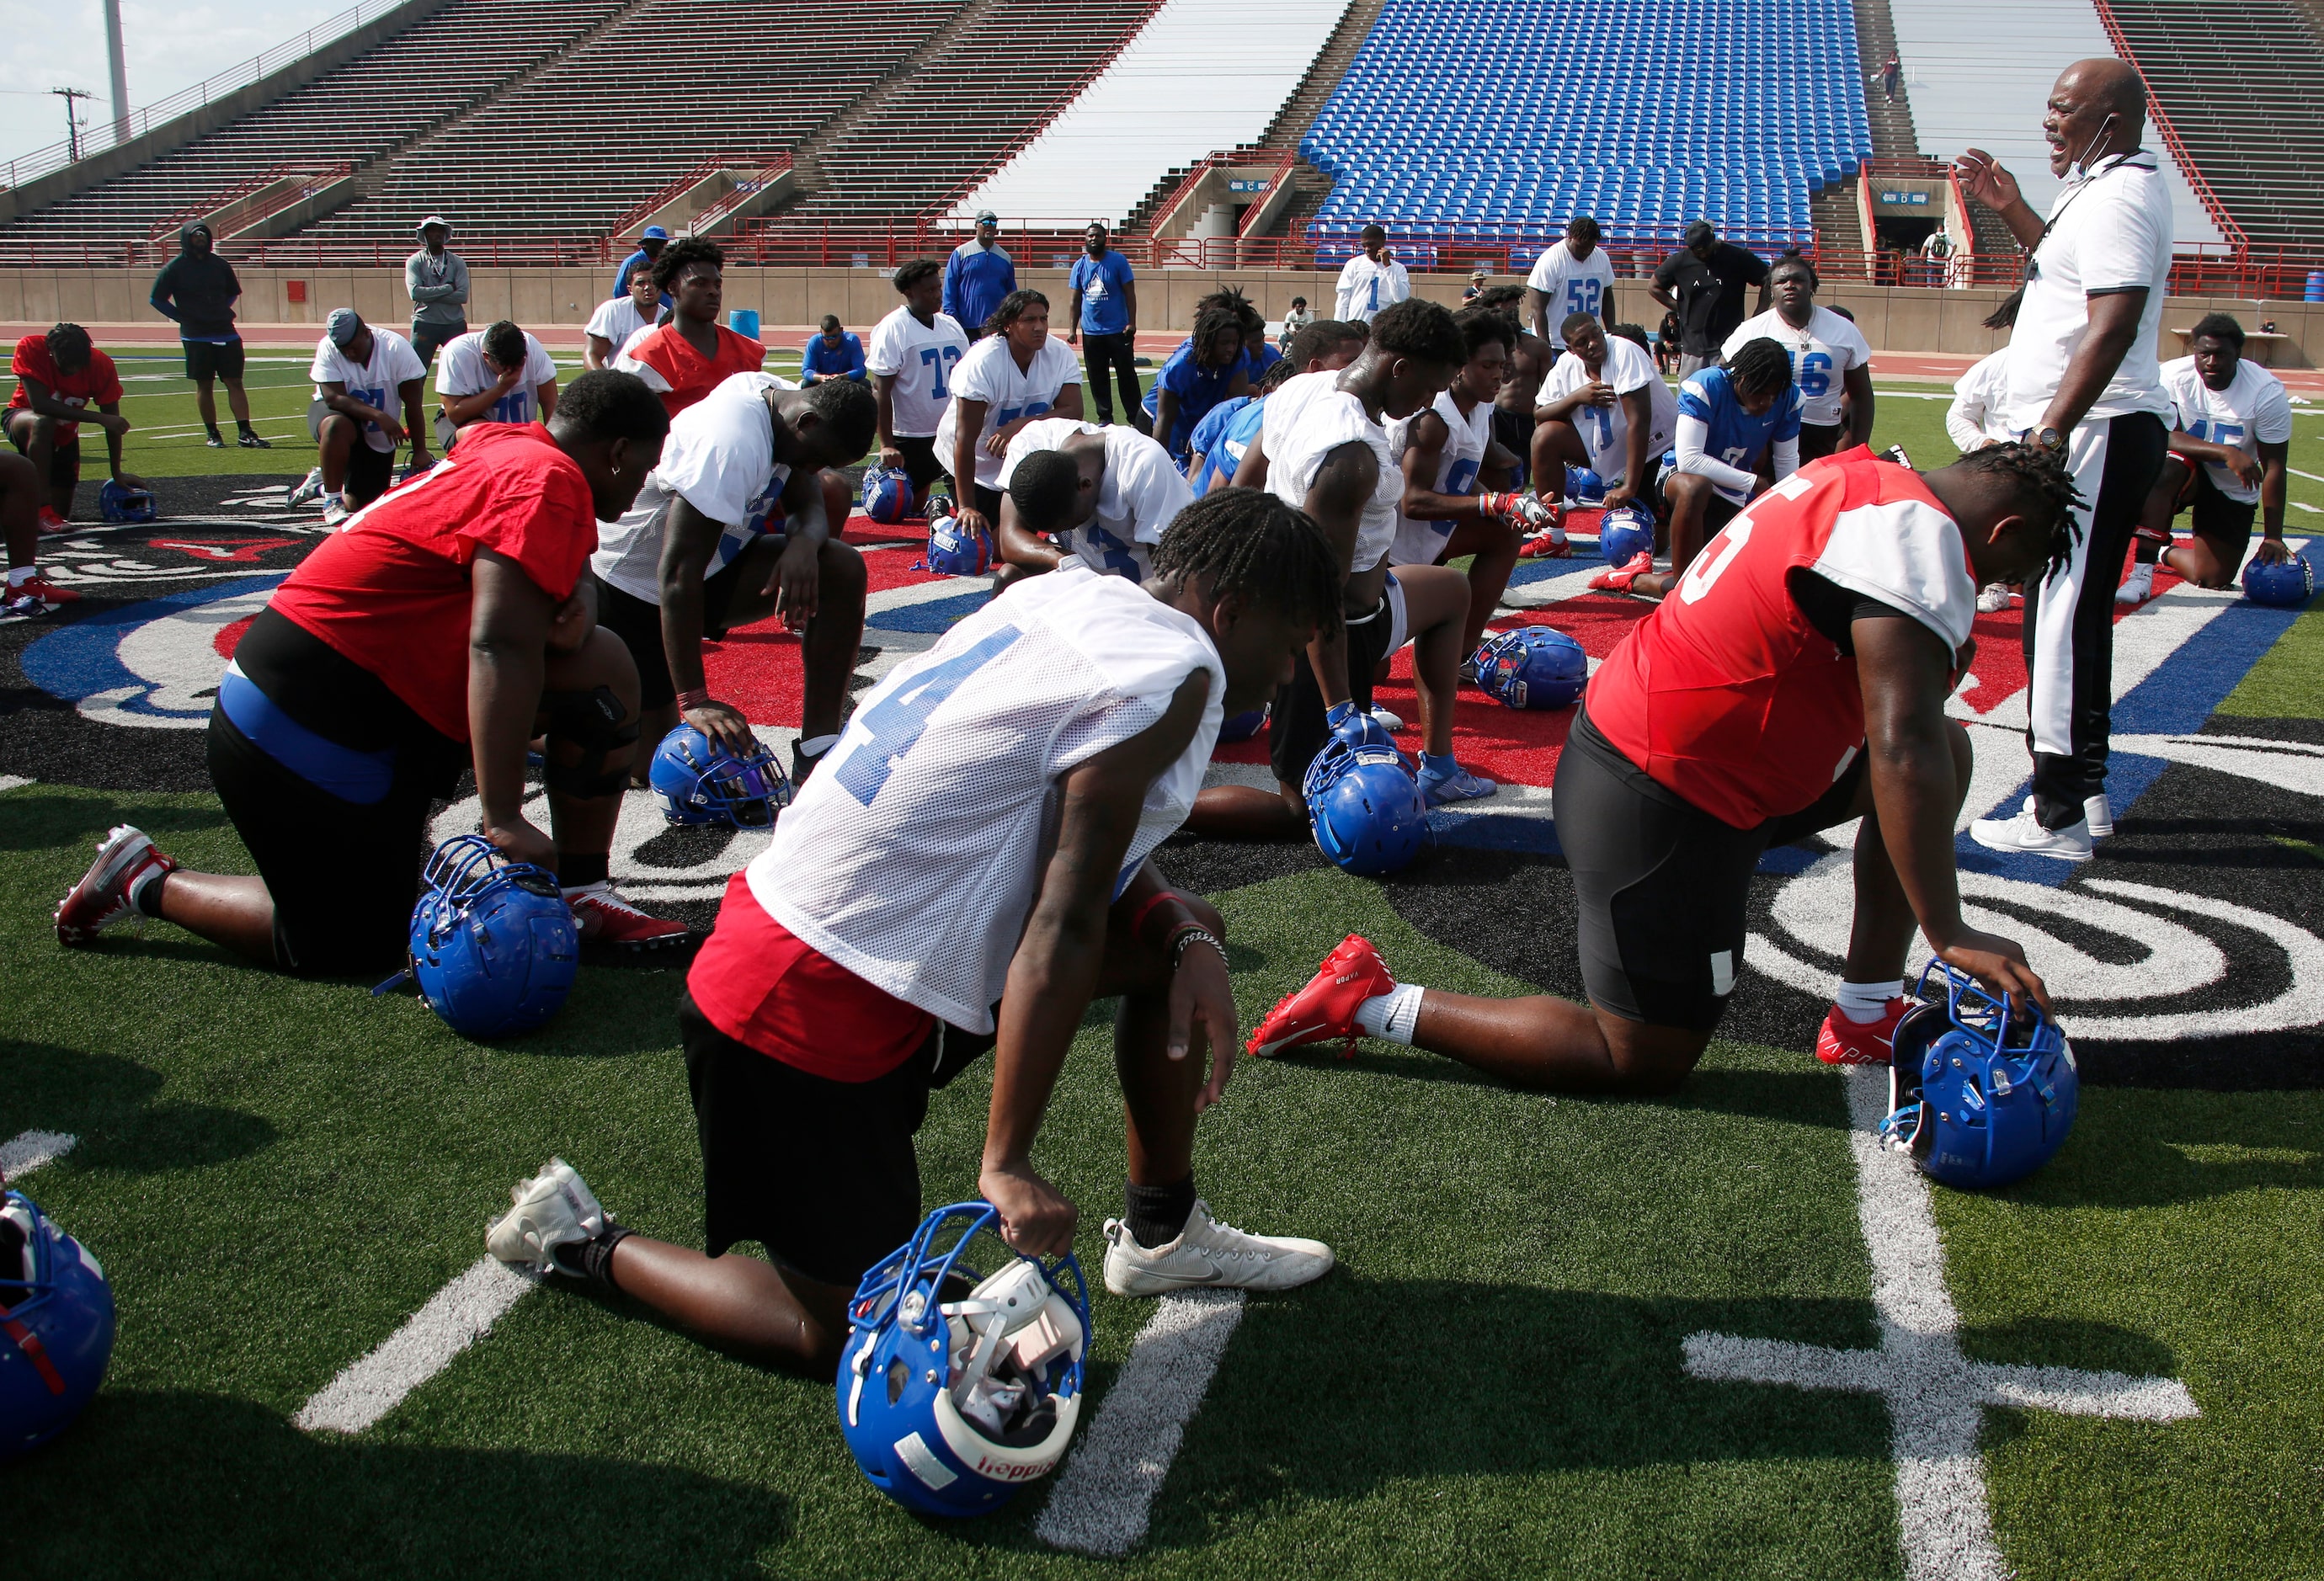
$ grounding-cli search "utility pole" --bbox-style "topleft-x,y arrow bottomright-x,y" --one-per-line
51,87 -> 96,164
103,0 -> 131,144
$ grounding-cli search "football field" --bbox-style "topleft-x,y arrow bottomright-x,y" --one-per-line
4,349 -> 2322,1579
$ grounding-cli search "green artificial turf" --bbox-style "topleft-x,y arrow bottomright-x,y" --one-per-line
7,785 -> 2322,1578
2220,605 -> 2324,719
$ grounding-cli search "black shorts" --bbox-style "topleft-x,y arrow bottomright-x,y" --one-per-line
345,443 -> 394,506
1799,420 -> 1846,462
679,990 -> 995,1287
7,418 -> 79,488
595,558 -> 750,710
892,434 -> 945,495
2175,458 -> 2258,540
184,338 -> 246,381
1492,405 -> 1533,487
1268,590 -> 1400,787
208,610 -> 468,976
1555,707 -> 1867,1031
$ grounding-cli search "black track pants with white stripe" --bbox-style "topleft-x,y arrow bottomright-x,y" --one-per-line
2019,411 -> 2167,827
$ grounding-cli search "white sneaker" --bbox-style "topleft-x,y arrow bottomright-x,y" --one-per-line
321,497 -> 352,529
1970,803 -> 2093,862
2084,793 -> 2113,838
1977,583 -> 2012,614
2116,564 -> 2155,605
1367,705 -> 1404,734
286,467 -> 324,508
1101,1200 -> 1334,1296
487,1158 -> 611,1275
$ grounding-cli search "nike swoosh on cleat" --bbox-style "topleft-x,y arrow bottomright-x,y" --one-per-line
1127,1267 -> 1229,1285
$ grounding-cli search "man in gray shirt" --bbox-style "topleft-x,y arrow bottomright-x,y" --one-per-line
405,215 -> 471,367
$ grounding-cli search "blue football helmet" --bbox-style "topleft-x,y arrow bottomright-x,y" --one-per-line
925,514 -> 989,577
1,1192 -> 115,1459
1472,625 -> 1588,710
97,479 -> 156,524
406,835 -> 578,1040
1880,961 -> 2080,1191
838,1202 -> 1089,1518
1599,502 -> 1655,566
1564,466 -> 1606,505
1305,737 -> 1429,876
2242,551 -> 2313,608
862,467 -> 915,525
649,725 -> 788,828
1218,706 -> 1269,743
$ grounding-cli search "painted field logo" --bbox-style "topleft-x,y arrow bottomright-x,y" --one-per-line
19,575 -> 285,730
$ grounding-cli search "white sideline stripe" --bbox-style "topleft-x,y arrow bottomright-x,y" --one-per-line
1036,1290 -> 1246,1555
293,1256 -> 536,1435
0,1130 -> 77,1179
0,775 -> 29,792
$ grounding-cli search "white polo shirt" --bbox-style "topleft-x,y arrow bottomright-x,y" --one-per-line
2002,151 -> 2174,432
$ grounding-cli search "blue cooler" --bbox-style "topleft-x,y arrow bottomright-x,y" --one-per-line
728,308 -> 761,338
2305,271 -> 2324,302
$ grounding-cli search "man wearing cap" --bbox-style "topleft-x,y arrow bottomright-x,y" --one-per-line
289,309 -> 430,527
616,226 -> 673,304
149,221 -> 268,450
943,210 -> 1017,343
406,216 -> 472,369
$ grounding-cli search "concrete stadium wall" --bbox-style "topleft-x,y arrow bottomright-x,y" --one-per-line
3,268 -> 2316,366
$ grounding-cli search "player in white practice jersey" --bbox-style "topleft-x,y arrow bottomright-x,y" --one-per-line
432,320 -> 558,447
1523,216 -> 1618,351
1335,224 -> 1412,324
1532,316 -> 1678,532
866,258 -> 971,503
934,288 -> 1083,543
994,418 -> 1193,584
485,491 -> 1347,1371
584,268 -> 661,371
2119,312 -> 2295,603
1721,252 -> 1874,459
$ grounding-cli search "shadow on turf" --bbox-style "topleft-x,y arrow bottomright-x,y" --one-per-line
1258,1041 -> 1848,1124
0,792 -> 236,854
13,1389 -> 791,1580
2,1041 -> 276,1174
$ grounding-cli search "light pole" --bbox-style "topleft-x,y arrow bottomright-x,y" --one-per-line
104,0 -> 131,144
51,87 -> 96,164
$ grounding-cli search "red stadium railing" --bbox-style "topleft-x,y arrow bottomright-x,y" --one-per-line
601,155 -> 791,245
2085,0 -> 2252,253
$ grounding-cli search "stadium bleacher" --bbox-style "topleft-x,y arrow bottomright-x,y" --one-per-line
1299,0 -> 1872,262
0,0 -> 626,257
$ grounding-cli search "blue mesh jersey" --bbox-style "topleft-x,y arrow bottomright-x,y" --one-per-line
1187,396 -> 1260,494
1676,366 -> 1804,503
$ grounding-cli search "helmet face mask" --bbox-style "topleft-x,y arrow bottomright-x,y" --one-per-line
649,726 -> 789,829
1879,961 -> 2079,1190
406,835 -> 578,1039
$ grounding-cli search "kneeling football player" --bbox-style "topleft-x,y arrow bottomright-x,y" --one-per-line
594,372 -> 869,788
483,490 -> 1345,1372
53,372 -> 686,968
1250,445 -> 2078,1092
993,416 -> 1193,584
1530,314 -> 1677,548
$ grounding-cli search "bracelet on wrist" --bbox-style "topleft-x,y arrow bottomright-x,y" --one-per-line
674,687 -> 711,711
1168,926 -> 1225,972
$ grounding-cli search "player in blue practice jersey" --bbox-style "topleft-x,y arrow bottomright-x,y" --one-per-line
1144,306 -> 1250,459
1596,338 -> 1804,599
1187,320 -> 1369,495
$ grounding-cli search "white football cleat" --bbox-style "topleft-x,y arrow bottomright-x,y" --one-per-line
486,1158 -> 611,1275
1970,802 -> 2093,863
1977,583 -> 2012,613
2115,563 -> 2155,605
1101,1200 -> 1334,1296
1367,705 -> 1404,734
286,467 -> 325,508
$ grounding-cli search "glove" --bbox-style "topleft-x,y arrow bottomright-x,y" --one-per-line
1481,492 -> 1555,530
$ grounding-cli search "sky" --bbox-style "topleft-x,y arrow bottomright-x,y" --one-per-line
0,1 -> 347,168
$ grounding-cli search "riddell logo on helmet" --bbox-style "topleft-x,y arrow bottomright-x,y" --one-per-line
973,1451 -> 1062,1482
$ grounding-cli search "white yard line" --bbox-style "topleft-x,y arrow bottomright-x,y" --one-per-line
1036,1290 -> 1246,1556
0,1129 -> 78,1180
292,1256 -> 536,1435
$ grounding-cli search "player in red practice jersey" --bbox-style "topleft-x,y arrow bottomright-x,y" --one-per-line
613,238 -> 765,418
1250,444 -> 2085,1092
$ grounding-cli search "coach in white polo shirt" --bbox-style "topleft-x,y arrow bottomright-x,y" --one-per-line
1954,57 -> 2172,863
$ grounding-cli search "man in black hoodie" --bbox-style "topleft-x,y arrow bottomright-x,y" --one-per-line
150,222 -> 267,450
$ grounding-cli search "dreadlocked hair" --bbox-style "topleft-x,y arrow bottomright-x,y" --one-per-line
1956,441 -> 2087,583
1725,337 -> 1796,402
1151,486 -> 1343,639
1192,303 -> 1245,361
1258,355 -> 1301,392
1197,285 -> 1265,336
1981,287 -> 2023,332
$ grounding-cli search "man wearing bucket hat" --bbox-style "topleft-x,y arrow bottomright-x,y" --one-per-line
406,216 -> 471,368
616,225 -> 673,303
943,210 -> 1017,343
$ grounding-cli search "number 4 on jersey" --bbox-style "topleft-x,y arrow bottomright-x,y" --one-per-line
833,626 -> 1024,806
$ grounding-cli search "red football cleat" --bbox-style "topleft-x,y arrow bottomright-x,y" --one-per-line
1815,997 -> 1909,1066
1588,550 -> 1655,594
1246,934 -> 1395,1059
1518,526 -> 1574,558
55,824 -> 178,947
563,881 -> 690,956
8,573 -> 81,606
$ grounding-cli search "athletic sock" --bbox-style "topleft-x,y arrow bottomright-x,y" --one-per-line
797,733 -> 840,759
205,423 -> 224,440
7,566 -> 33,588
1836,979 -> 1903,1025
237,421 -> 258,436
1123,1174 -> 1197,1249
128,864 -> 169,919
1354,982 -> 1426,1045
2134,535 -> 2161,566
557,852 -> 610,890
551,1222 -> 632,1293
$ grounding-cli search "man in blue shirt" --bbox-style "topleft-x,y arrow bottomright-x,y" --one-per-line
942,210 -> 1018,341
1067,222 -> 1143,429
615,226 -> 671,303
1594,336 -> 1804,599
1143,305 -> 1250,458
800,315 -> 866,384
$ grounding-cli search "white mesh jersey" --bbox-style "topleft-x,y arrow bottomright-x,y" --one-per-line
996,418 -> 1195,583
865,305 -> 970,438
1538,334 -> 1676,487
1262,370 -> 1401,572
593,371 -> 797,604
932,334 -> 1084,488
749,565 -> 1225,1032
1385,389 -> 1491,567
2161,354 -> 2292,505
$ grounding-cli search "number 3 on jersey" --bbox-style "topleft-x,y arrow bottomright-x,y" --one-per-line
834,625 -> 1023,805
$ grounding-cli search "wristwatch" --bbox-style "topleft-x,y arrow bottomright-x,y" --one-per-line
2034,426 -> 2067,455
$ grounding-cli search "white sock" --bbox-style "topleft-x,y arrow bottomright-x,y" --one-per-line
1354,983 -> 1425,1044
1836,979 -> 1903,1025
797,732 -> 840,758
7,566 -> 32,588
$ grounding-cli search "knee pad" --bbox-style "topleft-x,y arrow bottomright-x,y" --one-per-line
541,684 -> 640,797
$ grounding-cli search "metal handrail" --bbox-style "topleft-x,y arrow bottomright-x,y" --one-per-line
2084,0 -> 2251,253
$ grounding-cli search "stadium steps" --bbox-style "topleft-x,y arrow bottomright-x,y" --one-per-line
1811,179 -> 1867,259
781,0 -> 1008,202
2103,0 -> 2324,253
1847,0 -> 1923,158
